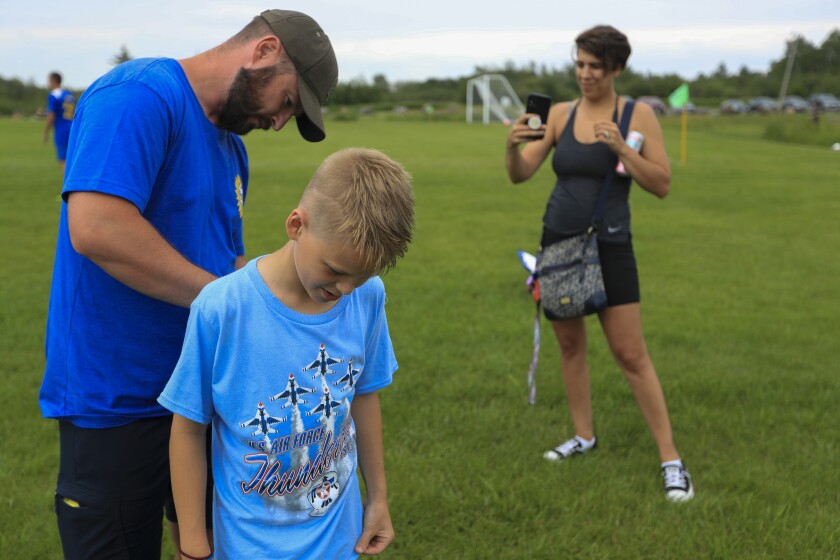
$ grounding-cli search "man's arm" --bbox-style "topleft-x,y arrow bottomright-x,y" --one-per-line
43,112 -> 55,142
67,191 -> 218,307
351,391 -> 394,555
170,414 -> 212,560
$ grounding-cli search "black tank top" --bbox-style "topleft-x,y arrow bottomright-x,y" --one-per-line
542,103 -> 632,243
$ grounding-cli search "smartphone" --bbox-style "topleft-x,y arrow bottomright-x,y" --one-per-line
525,93 -> 552,136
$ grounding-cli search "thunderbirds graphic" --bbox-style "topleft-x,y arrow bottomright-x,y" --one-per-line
239,402 -> 287,438
306,387 -> 342,422
333,359 -> 361,392
269,373 -> 317,408
303,344 -> 345,381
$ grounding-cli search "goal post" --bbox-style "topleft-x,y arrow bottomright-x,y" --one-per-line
466,74 -> 525,125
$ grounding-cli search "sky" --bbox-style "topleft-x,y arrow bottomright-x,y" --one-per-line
2,0 -> 839,90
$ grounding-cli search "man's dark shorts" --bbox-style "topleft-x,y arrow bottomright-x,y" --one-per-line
55,416 -> 212,560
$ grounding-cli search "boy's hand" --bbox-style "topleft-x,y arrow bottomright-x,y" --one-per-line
354,499 -> 394,555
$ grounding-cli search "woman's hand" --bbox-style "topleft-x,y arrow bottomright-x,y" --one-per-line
593,120 -> 625,155
507,113 -> 546,149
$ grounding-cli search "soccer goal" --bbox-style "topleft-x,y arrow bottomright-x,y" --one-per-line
466,74 -> 525,125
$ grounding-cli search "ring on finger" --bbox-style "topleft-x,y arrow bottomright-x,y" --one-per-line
603,131 -> 610,139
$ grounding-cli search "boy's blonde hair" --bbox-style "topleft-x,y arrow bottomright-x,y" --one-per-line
300,148 -> 415,274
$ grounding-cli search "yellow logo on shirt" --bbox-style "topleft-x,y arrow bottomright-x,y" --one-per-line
234,175 -> 244,218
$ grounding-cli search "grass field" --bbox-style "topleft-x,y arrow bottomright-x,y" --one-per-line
1,112 -> 839,559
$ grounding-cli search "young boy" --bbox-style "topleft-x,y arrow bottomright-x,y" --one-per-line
158,148 -> 414,559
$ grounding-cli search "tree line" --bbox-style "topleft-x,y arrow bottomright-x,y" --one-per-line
2,29 -> 838,116
329,30 -> 840,109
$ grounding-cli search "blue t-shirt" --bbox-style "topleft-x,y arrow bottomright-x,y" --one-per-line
47,87 -> 75,146
159,259 -> 397,560
40,58 -> 249,428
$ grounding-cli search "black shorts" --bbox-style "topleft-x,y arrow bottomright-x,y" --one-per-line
55,416 -> 212,560
541,228 -> 640,320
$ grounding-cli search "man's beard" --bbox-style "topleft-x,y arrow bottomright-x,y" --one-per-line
216,66 -> 282,135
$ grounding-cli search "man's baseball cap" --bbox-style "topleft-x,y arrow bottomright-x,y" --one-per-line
260,9 -> 338,142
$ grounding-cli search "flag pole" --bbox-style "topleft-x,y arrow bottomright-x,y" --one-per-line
668,82 -> 690,165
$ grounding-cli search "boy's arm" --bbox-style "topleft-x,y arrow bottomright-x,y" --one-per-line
351,391 -> 395,555
170,414 -> 212,560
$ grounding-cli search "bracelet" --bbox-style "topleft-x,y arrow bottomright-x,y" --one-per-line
179,549 -> 212,560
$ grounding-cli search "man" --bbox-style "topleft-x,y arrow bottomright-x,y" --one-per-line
38,10 -> 338,559
42,71 -> 75,171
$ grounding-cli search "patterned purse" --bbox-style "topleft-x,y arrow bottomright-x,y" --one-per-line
535,227 -> 607,320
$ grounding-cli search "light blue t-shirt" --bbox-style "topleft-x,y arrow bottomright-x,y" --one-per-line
159,258 -> 397,560
40,58 -> 248,428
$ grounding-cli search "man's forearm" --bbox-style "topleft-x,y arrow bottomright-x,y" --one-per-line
68,191 -> 218,307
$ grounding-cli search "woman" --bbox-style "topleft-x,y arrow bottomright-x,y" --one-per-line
504,25 -> 693,502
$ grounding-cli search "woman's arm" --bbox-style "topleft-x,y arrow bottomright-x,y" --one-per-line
616,102 -> 671,198
505,102 -> 568,184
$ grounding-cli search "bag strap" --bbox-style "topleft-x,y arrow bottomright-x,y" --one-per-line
526,299 -> 540,405
590,99 -> 635,230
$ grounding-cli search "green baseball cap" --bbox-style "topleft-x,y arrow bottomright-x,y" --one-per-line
260,9 -> 338,142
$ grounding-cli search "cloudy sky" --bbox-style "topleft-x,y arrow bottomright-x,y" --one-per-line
2,0 -> 838,90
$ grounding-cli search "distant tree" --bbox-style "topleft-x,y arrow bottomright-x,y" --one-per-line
372,73 -> 390,92
111,45 -> 134,66
713,62 -> 729,79
0,75 -> 65,115
329,77 -> 384,105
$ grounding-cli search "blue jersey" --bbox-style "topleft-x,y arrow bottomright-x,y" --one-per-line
159,259 -> 397,559
47,87 -> 75,146
40,58 -> 249,428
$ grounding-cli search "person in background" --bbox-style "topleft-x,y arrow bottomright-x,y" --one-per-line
38,9 -> 338,559
505,25 -> 694,502
43,71 -> 75,172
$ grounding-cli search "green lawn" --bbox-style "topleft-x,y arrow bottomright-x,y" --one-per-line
1,112 -> 839,559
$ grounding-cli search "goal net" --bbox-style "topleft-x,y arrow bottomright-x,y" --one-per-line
466,74 -> 524,125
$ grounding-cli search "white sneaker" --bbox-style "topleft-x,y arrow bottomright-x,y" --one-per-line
662,464 -> 695,502
543,437 -> 596,462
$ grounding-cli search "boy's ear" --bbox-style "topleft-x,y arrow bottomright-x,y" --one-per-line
285,208 -> 308,240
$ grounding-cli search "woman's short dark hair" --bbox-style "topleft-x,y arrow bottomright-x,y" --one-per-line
575,25 -> 631,71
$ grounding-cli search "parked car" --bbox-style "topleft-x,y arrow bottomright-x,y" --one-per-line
720,99 -> 748,114
637,96 -> 666,115
668,102 -> 697,115
748,97 -> 779,113
808,93 -> 840,111
780,95 -> 810,113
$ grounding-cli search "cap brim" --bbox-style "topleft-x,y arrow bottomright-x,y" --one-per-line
296,79 -> 326,142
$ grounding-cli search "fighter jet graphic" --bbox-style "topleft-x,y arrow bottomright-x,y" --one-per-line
333,359 -> 361,392
303,343 -> 345,380
269,373 -> 317,408
239,402 -> 288,438
306,388 -> 342,421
